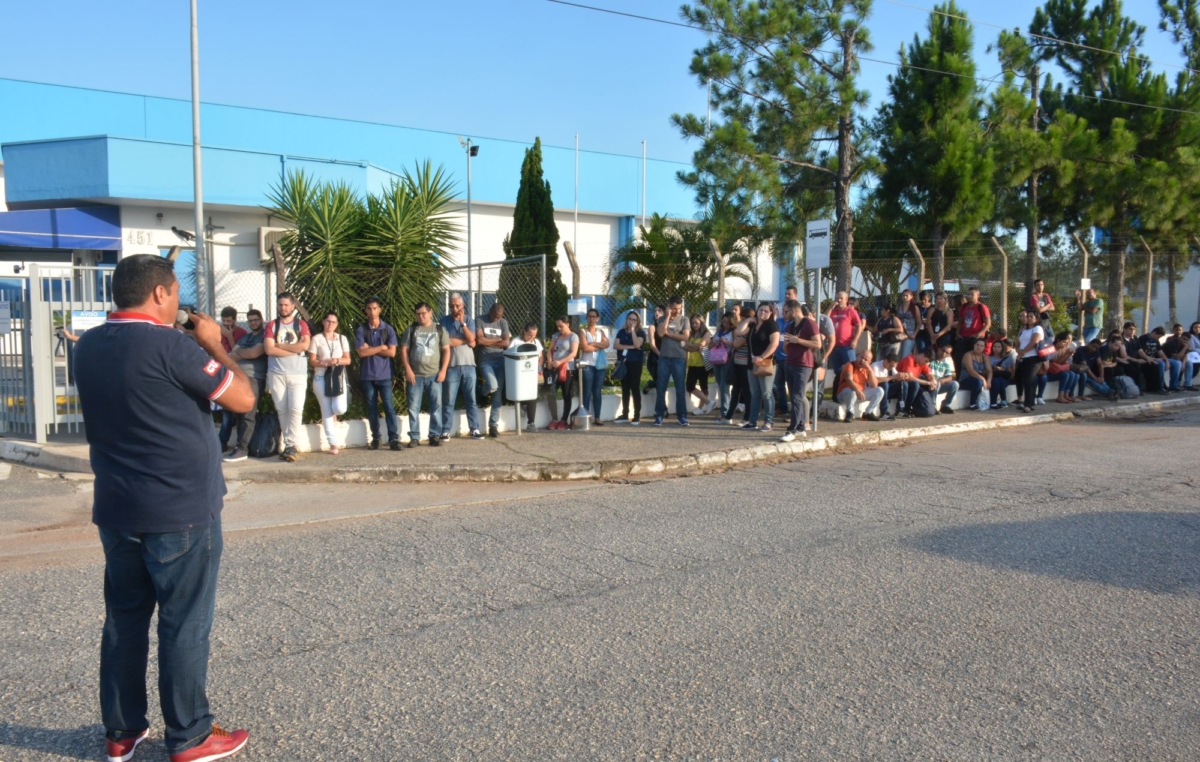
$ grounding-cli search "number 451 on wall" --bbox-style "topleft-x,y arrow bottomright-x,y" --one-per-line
125,230 -> 154,245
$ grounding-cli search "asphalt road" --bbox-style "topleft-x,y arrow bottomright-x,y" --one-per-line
1,410 -> 1197,761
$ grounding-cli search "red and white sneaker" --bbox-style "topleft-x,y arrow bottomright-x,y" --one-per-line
106,728 -> 149,762
168,725 -> 249,762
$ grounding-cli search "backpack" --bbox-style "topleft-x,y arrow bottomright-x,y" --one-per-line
248,411 -> 280,458
912,390 -> 937,418
1114,375 -> 1140,399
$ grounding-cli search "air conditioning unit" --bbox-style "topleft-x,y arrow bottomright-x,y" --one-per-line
258,227 -> 290,266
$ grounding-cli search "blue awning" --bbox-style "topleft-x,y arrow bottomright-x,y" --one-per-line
0,205 -> 122,250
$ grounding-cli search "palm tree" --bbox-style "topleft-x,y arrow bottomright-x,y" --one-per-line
265,163 -> 461,334
607,214 -> 757,315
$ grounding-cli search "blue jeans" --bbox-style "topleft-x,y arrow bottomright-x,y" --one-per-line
1046,370 -> 1078,398
749,371 -> 775,425
1085,376 -> 1113,397
898,338 -> 915,360
990,377 -> 1011,405
959,376 -> 985,407
581,365 -> 604,418
218,410 -> 235,449
773,361 -> 789,414
785,365 -> 812,432
480,357 -> 505,427
407,374 -> 444,441
1083,327 -> 1101,344
936,379 -> 959,408
99,517 -> 222,754
1165,358 -> 1182,390
443,365 -> 481,434
361,378 -> 399,443
829,346 -> 856,387
1184,360 -> 1196,389
713,362 -> 733,418
655,356 -> 688,420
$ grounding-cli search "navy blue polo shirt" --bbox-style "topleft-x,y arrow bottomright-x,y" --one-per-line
74,311 -> 233,533
354,320 -> 398,381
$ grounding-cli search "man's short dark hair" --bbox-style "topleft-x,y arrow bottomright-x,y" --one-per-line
112,255 -> 177,309
784,299 -> 800,313
220,306 -> 238,320
247,309 -> 263,320
364,296 -> 382,308
277,291 -> 295,303
413,302 -> 432,313
1123,321 -> 1136,330
1152,326 -> 1165,336
885,351 -> 899,362
668,295 -> 683,306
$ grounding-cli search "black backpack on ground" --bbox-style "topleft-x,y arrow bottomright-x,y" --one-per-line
248,412 -> 280,458
912,390 -> 937,418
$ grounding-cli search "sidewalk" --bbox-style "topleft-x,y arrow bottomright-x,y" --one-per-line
6,393 -> 1197,483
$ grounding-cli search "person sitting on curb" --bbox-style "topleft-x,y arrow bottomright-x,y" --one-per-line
870,350 -> 908,420
895,348 -> 937,417
1163,324 -> 1197,391
928,343 -> 959,414
958,337 -> 992,410
835,350 -> 884,422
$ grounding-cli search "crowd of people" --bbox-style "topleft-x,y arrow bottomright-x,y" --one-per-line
205,283 -> 1200,458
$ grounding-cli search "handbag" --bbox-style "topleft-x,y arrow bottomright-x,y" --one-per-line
708,342 -> 729,365
752,357 -> 776,377
557,361 -> 570,384
321,334 -> 346,397
612,360 -> 627,381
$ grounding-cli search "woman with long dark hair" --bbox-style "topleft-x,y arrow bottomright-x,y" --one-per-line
685,314 -> 712,414
614,310 -> 646,424
1015,309 -> 1045,414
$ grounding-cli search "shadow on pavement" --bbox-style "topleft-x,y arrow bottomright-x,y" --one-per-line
908,511 -> 1200,595
0,722 -> 130,761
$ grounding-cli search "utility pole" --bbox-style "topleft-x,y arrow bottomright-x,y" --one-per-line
189,0 -> 208,313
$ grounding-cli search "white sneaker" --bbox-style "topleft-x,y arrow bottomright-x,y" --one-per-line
704,399 -> 717,415
780,432 -> 796,443
1035,397 -> 1046,405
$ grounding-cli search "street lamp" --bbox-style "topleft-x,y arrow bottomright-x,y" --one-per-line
458,137 -> 480,315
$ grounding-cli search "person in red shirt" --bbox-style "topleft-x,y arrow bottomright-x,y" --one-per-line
896,348 -> 938,416
827,291 -> 863,388
218,306 -> 248,352
954,288 -> 991,370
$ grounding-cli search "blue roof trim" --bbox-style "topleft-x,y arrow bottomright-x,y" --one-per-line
0,206 -> 122,250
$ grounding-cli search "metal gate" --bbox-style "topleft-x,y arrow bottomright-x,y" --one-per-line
0,264 -> 116,443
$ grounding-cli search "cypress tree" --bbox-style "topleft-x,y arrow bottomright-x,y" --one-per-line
497,138 -> 568,335
875,0 -> 995,290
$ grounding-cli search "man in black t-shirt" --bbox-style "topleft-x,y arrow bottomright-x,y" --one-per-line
74,255 -> 255,762
1163,324 -> 1197,391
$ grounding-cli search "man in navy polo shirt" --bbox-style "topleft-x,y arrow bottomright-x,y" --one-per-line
74,254 -> 255,762
354,296 -> 400,450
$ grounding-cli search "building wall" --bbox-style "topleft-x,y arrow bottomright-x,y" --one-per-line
0,163 -> 6,212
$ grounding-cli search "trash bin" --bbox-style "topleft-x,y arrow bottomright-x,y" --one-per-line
503,343 -> 541,402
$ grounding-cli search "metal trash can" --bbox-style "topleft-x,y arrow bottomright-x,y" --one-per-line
503,343 -> 541,402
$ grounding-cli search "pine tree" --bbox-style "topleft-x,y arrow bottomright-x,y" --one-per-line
875,0 -> 995,291
673,0 -> 874,292
496,137 -> 568,335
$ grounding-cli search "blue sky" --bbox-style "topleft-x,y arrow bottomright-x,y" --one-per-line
0,1 -> 1183,164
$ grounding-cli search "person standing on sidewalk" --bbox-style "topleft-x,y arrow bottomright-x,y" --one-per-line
74,254 -> 253,762
547,315 -> 579,429
309,312 -> 352,455
223,309 -> 266,462
655,295 -> 691,427
216,307 -> 247,453
780,300 -> 820,441
827,291 -> 863,386
954,287 -> 992,371
613,310 -> 646,424
508,322 -> 544,430
477,302 -> 511,438
264,293 -> 311,463
355,297 -> 400,451
1029,280 -> 1056,337
402,302 -> 451,446
440,293 -> 483,440
578,307 -> 611,426
773,287 -> 797,416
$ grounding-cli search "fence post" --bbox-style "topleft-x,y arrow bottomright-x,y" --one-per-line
1072,233 -> 1092,344
1193,236 -> 1200,326
28,264 -> 52,444
1138,235 -> 1154,334
989,237 -> 1009,331
540,254 -> 547,344
906,239 -> 926,293
709,238 -> 725,312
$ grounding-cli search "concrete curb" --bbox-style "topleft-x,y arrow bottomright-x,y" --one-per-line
230,395 -> 1200,485
4,395 -> 1196,481
0,439 -> 93,474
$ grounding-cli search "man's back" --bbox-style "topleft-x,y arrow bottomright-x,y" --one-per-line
75,315 -> 231,533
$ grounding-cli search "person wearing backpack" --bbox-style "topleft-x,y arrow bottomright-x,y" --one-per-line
400,302 -> 451,446
263,292 -> 311,462
954,287 -> 991,371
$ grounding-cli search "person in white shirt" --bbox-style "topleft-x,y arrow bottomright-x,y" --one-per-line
308,312 -> 351,454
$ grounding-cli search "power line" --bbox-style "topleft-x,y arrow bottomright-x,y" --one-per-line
544,0 -> 1200,118
877,0 -> 1200,78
